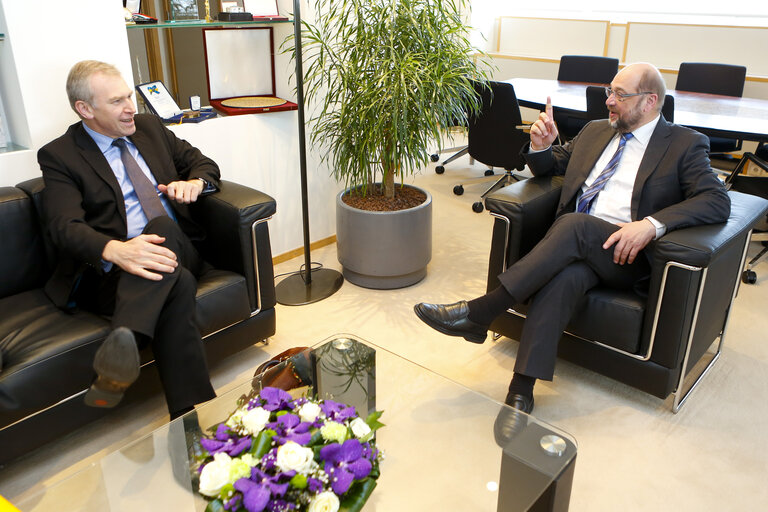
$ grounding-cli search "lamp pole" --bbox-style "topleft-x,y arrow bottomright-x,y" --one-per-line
275,0 -> 344,305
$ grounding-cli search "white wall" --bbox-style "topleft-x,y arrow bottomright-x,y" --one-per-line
0,0 -> 340,258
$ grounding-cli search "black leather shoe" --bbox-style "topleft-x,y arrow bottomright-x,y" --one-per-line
493,393 -> 534,446
504,391 -> 534,414
413,301 -> 487,343
84,327 -> 140,408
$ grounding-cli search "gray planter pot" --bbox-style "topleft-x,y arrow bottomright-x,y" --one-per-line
336,185 -> 432,289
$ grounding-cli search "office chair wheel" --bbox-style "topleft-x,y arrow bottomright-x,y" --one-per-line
435,165 -> 445,174
472,201 -> 484,213
453,185 -> 464,196
430,153 -> 439,162
742,270 -> 757,284
484,169 -> 494,176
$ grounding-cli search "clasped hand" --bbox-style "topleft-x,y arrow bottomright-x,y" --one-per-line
602,219 -> 656,265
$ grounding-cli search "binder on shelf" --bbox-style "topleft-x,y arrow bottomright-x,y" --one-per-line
202,26 -> 297,116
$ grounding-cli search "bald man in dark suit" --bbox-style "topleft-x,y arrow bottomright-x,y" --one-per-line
415,63 -> 731,416
38,60 -> 219,418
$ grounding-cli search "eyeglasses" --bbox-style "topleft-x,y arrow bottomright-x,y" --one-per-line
604,87 -> 653,102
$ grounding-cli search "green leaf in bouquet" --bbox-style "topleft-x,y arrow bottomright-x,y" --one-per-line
250,430 -> 274,459
290,473 -> 308,489
205,498 -> 226,512
339,479 -> 378,512
307,429 -> 324,447
366,410 -> 385,432
218,483 -> 235,501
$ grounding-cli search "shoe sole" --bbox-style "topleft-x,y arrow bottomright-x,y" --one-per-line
413,304 -> 486,344
85,327 -> 140,408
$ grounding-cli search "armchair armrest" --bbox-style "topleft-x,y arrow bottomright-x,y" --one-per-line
484,176 -> 563,290
193,180 -> 277,312
652,190 -> 768,268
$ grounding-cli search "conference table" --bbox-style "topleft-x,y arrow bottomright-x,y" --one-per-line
507,77 -> 768,143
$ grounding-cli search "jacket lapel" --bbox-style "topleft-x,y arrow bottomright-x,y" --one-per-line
562,123 -> 615,208
129,128 -> 168,184
630,118 -> 672,219
73,122 -> 128,224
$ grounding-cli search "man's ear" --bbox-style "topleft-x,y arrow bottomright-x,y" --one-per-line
74,100 -> 93,120
644,94 -> 658,114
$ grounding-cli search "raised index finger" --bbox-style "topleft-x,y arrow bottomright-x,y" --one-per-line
545,96 -> 553,119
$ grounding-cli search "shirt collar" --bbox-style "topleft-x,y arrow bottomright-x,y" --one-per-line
625,114 -> 660,147
82,122 -> 130,154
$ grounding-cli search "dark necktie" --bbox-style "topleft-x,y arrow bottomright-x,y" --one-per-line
112,138 -> 168,220
576,132 -> 634,214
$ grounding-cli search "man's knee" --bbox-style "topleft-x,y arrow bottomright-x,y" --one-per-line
143,215 -> 183,240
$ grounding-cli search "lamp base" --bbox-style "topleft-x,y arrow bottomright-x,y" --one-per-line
275,268 -> 344,306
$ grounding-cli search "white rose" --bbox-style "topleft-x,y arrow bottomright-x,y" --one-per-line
308,491 -> 340,512
298,402 -> 322,423
349,417 -> 372,440
198,453 -> 234,497
276,441 -> 316,473
241,407 -> 271,435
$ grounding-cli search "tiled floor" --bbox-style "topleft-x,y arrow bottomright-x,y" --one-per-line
2,153 -> 767,510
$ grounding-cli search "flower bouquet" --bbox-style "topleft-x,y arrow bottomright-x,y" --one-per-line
197,386 -> 384,512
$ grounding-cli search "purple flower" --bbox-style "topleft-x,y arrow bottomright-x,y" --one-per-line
234,478 -> 271,512
255,387 -> 294,412
200,423 -> 252,456
267,499 -> 297,512
321,400 -> 357,423
320,439 -> 373,494
266,413 -> 312,445
307,477 -> 324,493
250,467 -> 292,496
223,493 -> 242,511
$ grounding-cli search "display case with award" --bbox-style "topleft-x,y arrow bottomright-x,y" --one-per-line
202,26 -> 297,115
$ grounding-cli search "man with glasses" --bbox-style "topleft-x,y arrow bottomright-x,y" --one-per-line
414,62 -> 730,426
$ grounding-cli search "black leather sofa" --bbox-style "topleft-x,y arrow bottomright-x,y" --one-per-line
484,176 -> 768,411
0,177 -> 277,464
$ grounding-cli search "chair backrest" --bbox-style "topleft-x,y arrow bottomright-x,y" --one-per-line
467,81 -> 528,171
557,55 -> 619,84
675,62 -> 746,97
585,85 -> 675,123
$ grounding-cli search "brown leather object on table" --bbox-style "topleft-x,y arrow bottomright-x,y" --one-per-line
251,347 -> 311,391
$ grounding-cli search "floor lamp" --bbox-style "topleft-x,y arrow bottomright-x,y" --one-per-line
275,0 -> 344,306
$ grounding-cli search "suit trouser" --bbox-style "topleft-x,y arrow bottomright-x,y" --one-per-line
497,213 -> 650,381
78,216 -> 216,414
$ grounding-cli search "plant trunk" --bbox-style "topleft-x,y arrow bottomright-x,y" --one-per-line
383,168 -> 395,199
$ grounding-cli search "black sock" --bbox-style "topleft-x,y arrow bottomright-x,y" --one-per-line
467,286 -> 516,326
507,373 -> 536,399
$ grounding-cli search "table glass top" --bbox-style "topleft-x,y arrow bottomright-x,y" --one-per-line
14,334 -> 576,512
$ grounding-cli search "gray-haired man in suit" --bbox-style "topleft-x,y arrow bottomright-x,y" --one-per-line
415,63 -> 730,417
38,60 -> 219,418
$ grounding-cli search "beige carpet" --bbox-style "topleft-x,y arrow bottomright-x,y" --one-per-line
1,150 -> 767,511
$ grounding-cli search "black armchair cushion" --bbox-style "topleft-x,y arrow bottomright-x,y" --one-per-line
195,269 -> 251,336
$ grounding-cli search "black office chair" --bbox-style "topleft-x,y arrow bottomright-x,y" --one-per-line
675,62 -> 747,162
451,81 -> 529,213
554,55 -> 619,140
725,151 -> 768,284
585,85 -> 675,123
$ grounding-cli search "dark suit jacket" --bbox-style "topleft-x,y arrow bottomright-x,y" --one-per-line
524,117 -> 731,231
38,114 -> 221,308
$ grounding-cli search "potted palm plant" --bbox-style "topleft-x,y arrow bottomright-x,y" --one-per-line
294,0 -> 489,288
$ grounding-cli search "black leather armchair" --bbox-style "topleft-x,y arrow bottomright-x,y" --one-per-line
0,177 -> 277,464
484,176 -> 768,412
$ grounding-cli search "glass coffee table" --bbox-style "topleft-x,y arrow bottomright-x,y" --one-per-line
15,334 -> 576,511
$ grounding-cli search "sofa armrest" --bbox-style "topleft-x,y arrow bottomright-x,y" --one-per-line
484,176 -> 563,290
193,180 -> 277,312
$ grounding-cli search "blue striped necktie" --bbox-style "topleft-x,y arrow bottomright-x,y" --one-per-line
576,132 -> 634,214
